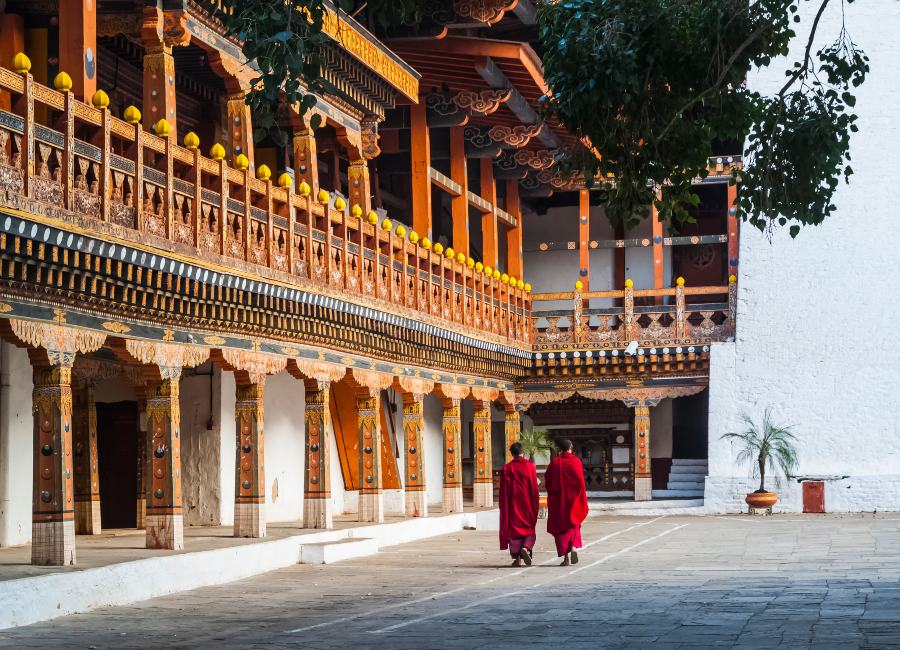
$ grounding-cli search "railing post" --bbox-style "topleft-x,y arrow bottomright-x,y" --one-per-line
282,180 -> 293,274
217,158 -> 227,257
61,89 -> 75,211
728,274 -> 737,336
163,130 -> 174,240
17,68 -> 34,199
241,168 -> 251,262
133,121 -> 144,232
623,279 -> 635,342
98,104 -> 110,223
191,148 -> 201,248
573,291 -> 584,345
675,280 -> 686,340
305,197 -> 314,281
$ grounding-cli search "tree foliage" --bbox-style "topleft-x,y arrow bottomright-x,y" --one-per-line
537,0 -> 869,236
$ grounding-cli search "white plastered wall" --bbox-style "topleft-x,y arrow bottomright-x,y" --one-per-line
179,364 -> 221,526
261,371 -> 305,523
707,1 -> 900,513
0,342 -> 32,547
424,393 -> 444,507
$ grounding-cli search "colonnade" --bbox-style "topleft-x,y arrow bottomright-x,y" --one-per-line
6,320 -> 521,566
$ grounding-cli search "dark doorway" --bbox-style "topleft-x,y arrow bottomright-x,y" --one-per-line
96,401 -> 138,529
672,390 -> 709,459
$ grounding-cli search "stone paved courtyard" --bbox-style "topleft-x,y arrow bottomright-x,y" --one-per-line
2,513 -> 900,649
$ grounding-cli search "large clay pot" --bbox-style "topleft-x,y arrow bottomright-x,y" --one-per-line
745,491 -> 777,508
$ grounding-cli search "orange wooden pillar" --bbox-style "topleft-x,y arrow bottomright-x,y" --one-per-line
481,158 -> 499,268
292,121 -> 319,193
141,9 -> 178,133
0,14 -> 24,111
652,191 -> 664,303
450,126 -> 469,255
727,183 -> 739,279
578,189 -> 590,291
505,180 -> 523,279
410,102 -> 432,238
226,93 -> 255,168
58,0 -> 97,103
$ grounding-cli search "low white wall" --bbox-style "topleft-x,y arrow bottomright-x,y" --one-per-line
0,343 -> 32,547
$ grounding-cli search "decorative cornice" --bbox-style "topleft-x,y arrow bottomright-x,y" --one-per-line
471,386 -> 500,402
220,349 -> 287,384
9,320 -> 106,367
352,367 -> 395,391
126,340 -> 209,379
438,383 -> 471,401
398,375 -> 436,397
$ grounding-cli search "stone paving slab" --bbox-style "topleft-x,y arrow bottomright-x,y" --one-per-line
1,514 -> 900,648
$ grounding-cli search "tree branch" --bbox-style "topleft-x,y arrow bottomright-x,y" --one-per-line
778,0 -> 832,97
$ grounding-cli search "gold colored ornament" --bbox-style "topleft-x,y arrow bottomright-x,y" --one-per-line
12,52 -> 31,74
625,278 -> 634,289
367,211 -> 379,225
234,153 -> 250,171
123,105 -> 141,124
183,131 -> 200,150
210,143 -> 226,160
298,180 -> 311,195
91,89 -> 110,109
334,196 -> 346,211
351,204 -> 362,217
278,173 -> 293,188
256,164 -> 271,181
154,119 -> 171,138
317,189 -> 330,204
53,71 -> 72,92
381,218 -> 393,231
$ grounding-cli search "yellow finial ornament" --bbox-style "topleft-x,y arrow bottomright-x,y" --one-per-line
91,89 -> 109,109
492,269 -> 501,280
396,225 -> 407,238
457,252 -> 466,264
574,280 -> 584,291
12,52 -> 31,74
475,262 -> 484,273
676,276 -> 685,286
351,204 -> 362,217
381,218 -> 393,231
729,274 -> 737,284
467,257 -> 475,269
433,243 -> 444,255
234,153 -> 249,171
154,118 -> 171,138
334,196 -> 346,211
53,71 -> 72,92
625,278 -> 634,289
277,173 -> 293,188
317,189 -> 330,204
298,180 -> 311,196
409,230 -> 419,244
524,283 -> 532,293
501,273 -> 509,284
256,164 -> 271,181
484,265 -> 492,276
516,279 -> 524,290
367,211 -> 379,225
445,246 -> 455,259
123,105 -> 141,124
210,143 -> 226,160
421,237 -> 431,250
183,131 -> 200,150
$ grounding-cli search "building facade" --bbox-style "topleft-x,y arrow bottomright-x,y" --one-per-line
0,0 -> 889,568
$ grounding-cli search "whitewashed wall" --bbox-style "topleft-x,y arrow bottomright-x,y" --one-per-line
0,343 -> 32,547
180,364 -> 221,526
707,1 -> 900,512
423,393 -> 444,507
261,372 -> 305,523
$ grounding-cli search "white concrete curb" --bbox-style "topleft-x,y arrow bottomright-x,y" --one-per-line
0,511 -> 488,630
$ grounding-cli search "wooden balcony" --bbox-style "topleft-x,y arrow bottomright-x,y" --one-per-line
530,283 -> 736,351
0,62 -> 528,347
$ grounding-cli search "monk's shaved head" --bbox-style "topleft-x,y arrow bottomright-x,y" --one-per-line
557,438 -> 574,452
510,442 -> 524,457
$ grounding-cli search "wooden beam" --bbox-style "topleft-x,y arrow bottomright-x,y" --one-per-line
579,189 -> 590,291
410,102 -> 432,238
513,0 -> 538,24
450,126 -> 470,255
481,158 -> 499,267
429,167 -> 462,197
506,180 -> 523,278
59,0 -> 97,103
474,56 -> 559,149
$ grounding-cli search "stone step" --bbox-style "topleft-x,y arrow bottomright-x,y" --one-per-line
652,488 -> 705,498
667,472 -> 707,482
667,480 -> 705,491
300,538 -> 378,565
670,458 -> 708,466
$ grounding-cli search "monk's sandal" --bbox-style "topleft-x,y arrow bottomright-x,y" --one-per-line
520,548 -> 532,566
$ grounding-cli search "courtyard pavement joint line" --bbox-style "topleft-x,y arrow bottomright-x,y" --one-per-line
283,515 -> 668,635
367,522 -> 688,634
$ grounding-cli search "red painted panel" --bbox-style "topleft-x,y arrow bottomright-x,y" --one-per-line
803,481 -> 825,513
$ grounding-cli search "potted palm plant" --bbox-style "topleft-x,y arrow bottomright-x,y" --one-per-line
517,426 -> 554,462
720,409 -> 798,509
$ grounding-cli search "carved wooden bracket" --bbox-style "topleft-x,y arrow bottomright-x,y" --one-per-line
514,148 -> 557,170
219,349 -> 287,384
126,340 -> 209,379
351,367 -> 394,391
9,320 -> 106,367
454,88 -> 511,116
455,0 -> 519,25
398,375 -> 436,397
488,124 -> 543,149
438,383 -> 471,401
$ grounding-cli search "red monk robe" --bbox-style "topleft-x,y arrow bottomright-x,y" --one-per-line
498,456 -> 539,562
544,450 -> 589,560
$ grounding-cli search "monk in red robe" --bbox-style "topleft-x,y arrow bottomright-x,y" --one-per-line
498,442 -> 539,567
544,438 -> 589,566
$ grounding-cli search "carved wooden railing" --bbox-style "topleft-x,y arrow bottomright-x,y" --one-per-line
530,282 -> 736,350
0,60 -> 529,345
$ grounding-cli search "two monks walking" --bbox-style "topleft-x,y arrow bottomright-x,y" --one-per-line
499,438 -> 589,567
